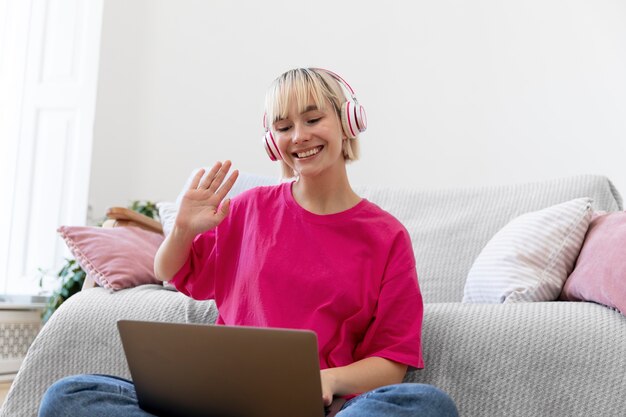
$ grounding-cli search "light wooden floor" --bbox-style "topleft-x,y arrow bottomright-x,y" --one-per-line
0,382 -> 12,407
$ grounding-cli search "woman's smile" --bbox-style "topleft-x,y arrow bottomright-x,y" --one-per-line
293,145 -> 324,159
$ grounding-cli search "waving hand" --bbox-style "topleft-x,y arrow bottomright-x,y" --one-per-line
175,161 -> 239,236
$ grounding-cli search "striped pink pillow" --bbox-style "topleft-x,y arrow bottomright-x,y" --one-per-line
560,211 -> 626,315
463,198 -> 593,303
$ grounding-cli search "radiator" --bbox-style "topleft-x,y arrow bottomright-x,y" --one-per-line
0,299 -> 45,378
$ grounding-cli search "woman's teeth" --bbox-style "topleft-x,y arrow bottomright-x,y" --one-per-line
296,146 -> 322,159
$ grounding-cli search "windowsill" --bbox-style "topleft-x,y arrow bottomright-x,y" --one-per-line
0,374 -> 16,383
0,295 -> 48,310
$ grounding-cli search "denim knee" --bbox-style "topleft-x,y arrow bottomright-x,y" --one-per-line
39,375 -> 86,417
341,383 -> 458,417
38,374 -> 141,417
401,383 -> 459,416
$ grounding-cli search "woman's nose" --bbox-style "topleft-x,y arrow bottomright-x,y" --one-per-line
292,123 -> 310,144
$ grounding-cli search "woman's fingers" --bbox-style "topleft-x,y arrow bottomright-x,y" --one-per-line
197,162 -> 223,189
206,160 -> 232,194
188,168 -> 205,190
190,162 -> 238,212
191,162 -> 238,203
213,169 -> 239,202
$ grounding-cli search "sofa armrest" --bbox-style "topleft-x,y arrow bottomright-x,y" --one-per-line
0,285 -> 217,417
408,302 -> 626,417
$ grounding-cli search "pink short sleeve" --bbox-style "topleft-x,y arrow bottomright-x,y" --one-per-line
170,230 -> 218,300
353,230 -> 424,370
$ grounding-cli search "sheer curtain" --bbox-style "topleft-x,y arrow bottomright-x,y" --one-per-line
0,0 -> 31,295
0,0 -> 103,295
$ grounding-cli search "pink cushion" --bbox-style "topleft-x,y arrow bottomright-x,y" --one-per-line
560,211 -> 626,314
57,225 -> 164,291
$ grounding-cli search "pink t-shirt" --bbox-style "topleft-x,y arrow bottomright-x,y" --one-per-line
171,182 -> 424,370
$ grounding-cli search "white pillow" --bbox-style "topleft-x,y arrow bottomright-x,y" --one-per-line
463,197 -> 593,303
156,201 -> 177,237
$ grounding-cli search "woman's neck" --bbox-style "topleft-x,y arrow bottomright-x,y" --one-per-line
291,166 -> 361,215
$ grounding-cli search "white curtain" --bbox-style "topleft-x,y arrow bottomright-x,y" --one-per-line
0,0 -> 102,295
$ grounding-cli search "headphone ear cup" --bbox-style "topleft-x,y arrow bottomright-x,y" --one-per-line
340,101 -> 367,139
263,130 -> 282,161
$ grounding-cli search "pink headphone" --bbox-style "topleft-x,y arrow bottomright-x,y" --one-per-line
263,68 -> 367,162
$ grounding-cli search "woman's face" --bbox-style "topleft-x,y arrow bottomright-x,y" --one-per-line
272,97 -> 346,179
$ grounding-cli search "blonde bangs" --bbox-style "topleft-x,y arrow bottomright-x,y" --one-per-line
265,69 -> 337,128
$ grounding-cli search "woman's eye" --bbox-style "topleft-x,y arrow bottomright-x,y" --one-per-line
275,125 -> 291,132
307,118 -> 321,124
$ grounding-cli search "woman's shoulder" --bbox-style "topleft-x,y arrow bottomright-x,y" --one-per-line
355,201 -> 416,267
362,200 -> 414,241
360,200 -> 407,231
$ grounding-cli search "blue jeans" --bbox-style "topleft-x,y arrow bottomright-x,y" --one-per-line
39,374 -> 458,417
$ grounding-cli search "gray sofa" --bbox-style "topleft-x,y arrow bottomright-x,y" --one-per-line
2,174 -> 625,417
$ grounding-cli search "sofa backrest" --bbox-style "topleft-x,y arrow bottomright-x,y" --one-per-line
217,172 -> 622,303
354,175 -> 622,303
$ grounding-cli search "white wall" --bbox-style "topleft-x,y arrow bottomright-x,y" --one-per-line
89,0 -> 626,222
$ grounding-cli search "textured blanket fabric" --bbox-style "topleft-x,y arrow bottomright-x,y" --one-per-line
408,302 -> 626,416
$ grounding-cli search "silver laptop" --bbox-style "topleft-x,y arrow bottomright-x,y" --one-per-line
117,320 -> 346,417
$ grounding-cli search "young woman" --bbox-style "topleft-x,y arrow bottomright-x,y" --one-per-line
39,68 -> 458,417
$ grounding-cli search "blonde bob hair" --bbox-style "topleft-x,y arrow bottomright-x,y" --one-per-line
264,68 -> 360,178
